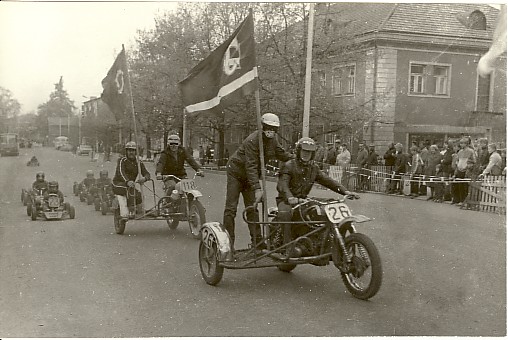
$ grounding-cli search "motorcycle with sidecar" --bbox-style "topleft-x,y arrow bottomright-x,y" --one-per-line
111,173 -> 206,238
198,195 -> 382,300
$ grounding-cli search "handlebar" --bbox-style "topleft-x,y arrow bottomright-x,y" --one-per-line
156,172 -> 203,181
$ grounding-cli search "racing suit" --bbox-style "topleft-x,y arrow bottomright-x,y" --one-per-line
156,146 -> 201,194
223,130 -> 293,246
112,156 -> 150,207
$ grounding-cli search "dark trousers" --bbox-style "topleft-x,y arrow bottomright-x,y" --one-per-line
389,173 -> 403,193
223,172 -> 260,246
453,170 -> 468,203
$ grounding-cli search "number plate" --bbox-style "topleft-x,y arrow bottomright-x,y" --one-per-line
45,212 -> 61,219
180,179 -> 197,191
323,203 -> 352,223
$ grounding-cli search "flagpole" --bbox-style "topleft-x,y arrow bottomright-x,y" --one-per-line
122,44 -> 145,212
302,2 -> 315,138
182,108 -> 187,148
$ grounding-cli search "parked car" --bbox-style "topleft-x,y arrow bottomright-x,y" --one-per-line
77,144 -> 93,156
60,143 -> 73,152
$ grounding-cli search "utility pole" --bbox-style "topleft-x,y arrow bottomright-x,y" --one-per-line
302,3 -> 315,138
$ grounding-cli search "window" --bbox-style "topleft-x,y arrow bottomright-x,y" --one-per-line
409,62 -> 451,96
476,74 -> 491,111
332,64 -> 355,96
313,70 -> 327,96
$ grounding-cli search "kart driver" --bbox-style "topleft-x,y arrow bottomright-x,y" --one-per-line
223,113 -> 294,250
32,171 -> 48,192
112,141 -> 150,217
276,137 -> 358,226
44,181 -> 64,204
80,170 -> 96,191
155,134 -> 203,194
91,169 -> 113,196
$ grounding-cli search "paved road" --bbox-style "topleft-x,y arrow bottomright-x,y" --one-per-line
0,147 -> 505,336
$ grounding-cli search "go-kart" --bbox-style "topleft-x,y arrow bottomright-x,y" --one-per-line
198,195 -> 383,300
111,173 -> 206,238
94,183 -> 115,215
73,181 -> 95,205
30,193 -> 75,221
22,188 -> 46,216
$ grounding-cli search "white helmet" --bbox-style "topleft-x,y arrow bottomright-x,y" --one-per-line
261,113 -> 280,128
167,134 -> 181,146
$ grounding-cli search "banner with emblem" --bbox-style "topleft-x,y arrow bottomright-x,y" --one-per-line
179,12 -> 258,114
101,46 -> 129,121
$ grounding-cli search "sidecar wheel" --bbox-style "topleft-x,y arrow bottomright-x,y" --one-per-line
338,233 -> 382,300
94,198 -> 101,211
188,200 -> 206,239
30,205 -> 37,221
277,264 -> 297,273
199,239 -> 224,285
166,217 -> 179,230
114,209 -> 126,235
69,206 -> 75,219
101,202 -> 108,215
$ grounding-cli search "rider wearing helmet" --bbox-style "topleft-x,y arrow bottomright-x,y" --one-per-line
155,134 -> 203,194
223,112 -> 294,249
112,141 -> 151,215
44,180 -> 64,204
92,169 -> 112,196
81,170 -> 96,190
276,137 -> 357,225
32,171 -> 48,192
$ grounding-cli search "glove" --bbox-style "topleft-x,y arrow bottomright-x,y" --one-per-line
287,197 -> 300,205
254,189 -> 263,204
127,181 -> 135,188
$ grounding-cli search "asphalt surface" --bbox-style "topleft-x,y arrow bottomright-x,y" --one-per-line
0,147 -> 506,336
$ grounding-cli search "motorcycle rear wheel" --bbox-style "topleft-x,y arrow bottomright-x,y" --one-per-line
188,200 -> 206,239
114,209 -> 126,234
338,233 -> 382,300
199,239 -> 224,285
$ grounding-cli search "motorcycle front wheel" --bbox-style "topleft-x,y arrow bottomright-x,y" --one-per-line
188,200 -> 206,239
199,238 -> 224,285
337,233 -> 382,300
114,209 -> 126,234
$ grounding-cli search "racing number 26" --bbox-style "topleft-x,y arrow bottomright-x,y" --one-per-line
324,203 -> 351,223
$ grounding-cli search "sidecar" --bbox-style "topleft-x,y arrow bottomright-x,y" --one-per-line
198,196 -> 383,301
31,194 -> 75,221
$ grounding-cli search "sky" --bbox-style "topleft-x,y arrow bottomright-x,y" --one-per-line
0,1 -> 178,114
0,1 -> 502,115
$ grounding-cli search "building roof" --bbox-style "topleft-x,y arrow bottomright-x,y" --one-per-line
319,2 -> 499,41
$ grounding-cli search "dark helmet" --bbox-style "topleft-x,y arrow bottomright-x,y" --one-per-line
86,170 -> 94,178
295,137 -> 317,162
36,171 -> 45,181
48,181 -> 59,192
99,169 -> 108,179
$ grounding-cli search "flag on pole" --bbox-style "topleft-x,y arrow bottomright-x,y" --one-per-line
101,46 -> 129,121
179,12 -> 258,114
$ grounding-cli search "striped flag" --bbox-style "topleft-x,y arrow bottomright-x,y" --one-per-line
179,12 -> 258,114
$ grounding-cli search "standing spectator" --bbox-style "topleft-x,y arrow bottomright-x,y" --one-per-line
206,146 -> 212,165
441,140 -> 455,201
314,141 -> 327,170
383,143 -> 396,166
418,141 -> 429,195
336,143 -> 351,186
326,141 -> 340,165
453,137 -> 476,205
364,144 -> 379,191
476,138 -> 490,175
409,146 -> 424,197
355,143 -> 369,192
199,145 -> 205,165
388,143 -> 409,195
481,143 -> 503,176
424,145 -> 443,200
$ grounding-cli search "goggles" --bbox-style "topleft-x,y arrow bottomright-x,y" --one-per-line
169,142 -> 180,146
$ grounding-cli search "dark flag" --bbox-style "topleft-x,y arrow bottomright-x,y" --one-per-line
179,12 -> 258,114
101,47 -> 129,121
